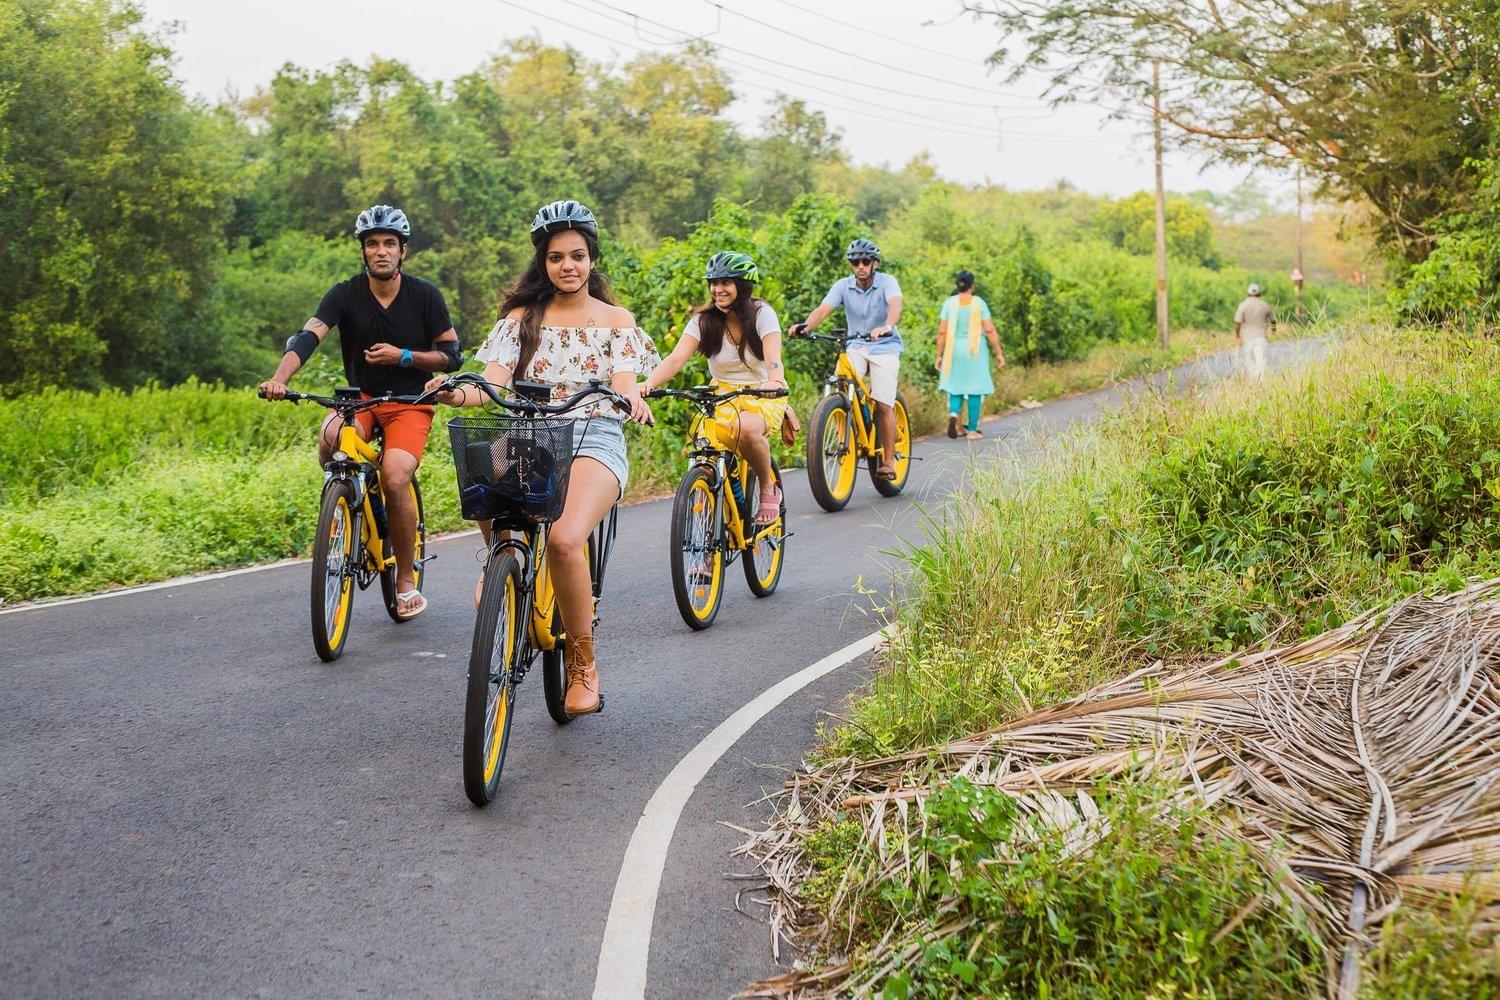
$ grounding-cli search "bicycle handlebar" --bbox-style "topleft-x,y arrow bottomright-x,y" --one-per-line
434,372 -> 638,418
645,384 -> 788,407
260,375 -> 634,418
791,327 -> 875,345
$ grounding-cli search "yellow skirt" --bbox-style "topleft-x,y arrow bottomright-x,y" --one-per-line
710,380 -> 788,438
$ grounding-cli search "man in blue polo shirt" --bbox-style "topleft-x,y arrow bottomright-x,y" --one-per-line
789,238 -> 905,479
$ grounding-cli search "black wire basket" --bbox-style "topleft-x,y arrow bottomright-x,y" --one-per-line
447,414 -> 576,523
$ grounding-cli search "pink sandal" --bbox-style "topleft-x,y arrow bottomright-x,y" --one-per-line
755,481 -> 782,525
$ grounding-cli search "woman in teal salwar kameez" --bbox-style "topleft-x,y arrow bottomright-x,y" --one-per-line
934,270 -> 1005,439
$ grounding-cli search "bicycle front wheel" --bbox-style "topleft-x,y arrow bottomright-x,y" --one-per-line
806,395 -> 857,512
311,481 -> 357,662
670,464 -> 724,630
381,479 -> 428,623
742,461 -> 786,597
463,550 -> 523,806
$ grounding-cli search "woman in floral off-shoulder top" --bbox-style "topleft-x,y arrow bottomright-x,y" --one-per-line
428,200 -> 659,717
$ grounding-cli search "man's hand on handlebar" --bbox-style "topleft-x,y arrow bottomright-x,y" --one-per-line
258,380 -> 290,400
787,322 -> 808,338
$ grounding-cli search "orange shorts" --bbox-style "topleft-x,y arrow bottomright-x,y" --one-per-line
354,399 -> 435,460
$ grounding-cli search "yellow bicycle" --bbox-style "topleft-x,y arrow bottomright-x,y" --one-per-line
799,329 -> 912,511
647,385 -> 789,629
441,374 -> 624,806
260,386 -> 429,662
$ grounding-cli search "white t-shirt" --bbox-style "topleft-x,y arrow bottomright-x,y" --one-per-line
680,303 -> 782,384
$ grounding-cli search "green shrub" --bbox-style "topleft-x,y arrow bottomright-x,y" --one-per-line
820,778 -> 1323,999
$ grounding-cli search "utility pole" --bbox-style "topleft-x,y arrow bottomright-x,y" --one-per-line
1152,61 -> 1170,348
1293,164 -> 1306,320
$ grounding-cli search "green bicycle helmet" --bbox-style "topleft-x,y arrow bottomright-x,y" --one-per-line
704,251 -> 759,284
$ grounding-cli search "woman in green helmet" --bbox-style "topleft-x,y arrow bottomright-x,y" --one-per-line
642,251 -> 788,524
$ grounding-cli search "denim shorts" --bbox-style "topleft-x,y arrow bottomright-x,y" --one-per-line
573,416 -> 629,496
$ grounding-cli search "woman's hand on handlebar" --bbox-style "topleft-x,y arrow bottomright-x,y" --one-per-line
616,381 -> 654,425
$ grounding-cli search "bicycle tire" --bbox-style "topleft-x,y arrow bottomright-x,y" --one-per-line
670,464 -> 725,629
742,461 -> 786,597
869,393 -> 913,497
380,479 -> 428,623
311,481 -> 358,662
806,395 -> 858,512
463,550 -> 523,806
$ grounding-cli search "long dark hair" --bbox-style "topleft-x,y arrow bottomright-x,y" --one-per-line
499,230 -> 617,379
693,279 -> 764,364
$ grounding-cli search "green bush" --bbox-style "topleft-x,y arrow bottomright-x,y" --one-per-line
835,326 -> 1500,757
826,778 -> 1322,999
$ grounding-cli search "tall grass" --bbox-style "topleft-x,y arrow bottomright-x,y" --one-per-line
835,326 -> 1500,756
1,335 -> 1249,604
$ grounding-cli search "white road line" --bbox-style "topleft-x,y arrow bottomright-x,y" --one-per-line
593,626 -> 891,1000
0,529 -> 482,616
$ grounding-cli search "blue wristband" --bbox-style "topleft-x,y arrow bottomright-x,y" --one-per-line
399,349 -> 413,368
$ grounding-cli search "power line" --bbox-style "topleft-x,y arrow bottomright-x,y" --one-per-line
569,0 -> 1018,111
488,0 -> 1117,144
700,0 -> 1050,106
762,0 -> 959,62
563,0 -> 1002,136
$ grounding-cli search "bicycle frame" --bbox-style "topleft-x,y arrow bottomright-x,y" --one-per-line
328,418 -> 396,577
823,351 -> 880,459
688,411 -> 776,555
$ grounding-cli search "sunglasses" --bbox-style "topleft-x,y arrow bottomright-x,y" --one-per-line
849,258 -> 876,267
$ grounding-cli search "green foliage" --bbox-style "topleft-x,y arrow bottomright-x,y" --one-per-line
1395,147 -> 1500,325
834,327 -> 1500,757
1360,888 -> 1500,998
0,0 -> 236,394
820,778 -> 1322,999
1094,191 -> 1221,268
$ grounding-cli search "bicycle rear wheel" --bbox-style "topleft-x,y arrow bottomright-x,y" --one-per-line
381,479 -> 428,622
670,464 -> 724,629
311,481 -> 357,662
463,550 -> 523,806
869,394 -> 913,497
742,461 -> 786,597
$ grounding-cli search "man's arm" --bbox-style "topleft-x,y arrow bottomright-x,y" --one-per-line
362,328 -> 462,373
791,302 -> 836,336
260,318 -> 332,398
872,296 -> 903,340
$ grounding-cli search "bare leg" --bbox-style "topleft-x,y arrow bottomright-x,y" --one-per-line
875,401 -> 897,469
380,447 -> 421,595
546,458 -> 619,715
730,412 -> 774,487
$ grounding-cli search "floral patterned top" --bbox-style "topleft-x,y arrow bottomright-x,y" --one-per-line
475,317 -> 661,420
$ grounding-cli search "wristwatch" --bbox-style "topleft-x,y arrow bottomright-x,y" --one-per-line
399,348 -> 413,368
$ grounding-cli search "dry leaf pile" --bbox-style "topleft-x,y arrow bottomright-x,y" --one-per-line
736,580 -> 1500,998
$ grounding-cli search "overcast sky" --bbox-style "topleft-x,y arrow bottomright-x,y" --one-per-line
137,0 -> 1271,200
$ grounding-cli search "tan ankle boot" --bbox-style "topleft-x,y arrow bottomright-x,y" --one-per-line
563,634 -> 601,716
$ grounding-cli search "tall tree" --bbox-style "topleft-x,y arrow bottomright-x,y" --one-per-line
0,0 -> 235,392
971,1 -> 1499,260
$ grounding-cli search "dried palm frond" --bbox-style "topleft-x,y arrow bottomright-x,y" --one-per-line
735,580 -> 1500,999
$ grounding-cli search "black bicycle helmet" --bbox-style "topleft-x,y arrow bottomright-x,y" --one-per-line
530,200 -> 599,247
704,251 -> 759,284
354,204 -> 411,241
845,237 -> 880,261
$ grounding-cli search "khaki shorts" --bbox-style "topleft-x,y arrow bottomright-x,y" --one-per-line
847,348 -> 900,405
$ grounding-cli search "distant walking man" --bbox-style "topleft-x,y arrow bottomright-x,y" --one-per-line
1234,283 -> 1276,381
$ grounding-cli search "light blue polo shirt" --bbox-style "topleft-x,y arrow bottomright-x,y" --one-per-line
822,272 -> 904,356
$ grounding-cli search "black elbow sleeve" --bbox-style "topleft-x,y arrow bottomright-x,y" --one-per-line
437,340 -> 464,372
285,329 -> 320,364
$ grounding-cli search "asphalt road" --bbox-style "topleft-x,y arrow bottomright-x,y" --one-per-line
0,341 -> 1318,999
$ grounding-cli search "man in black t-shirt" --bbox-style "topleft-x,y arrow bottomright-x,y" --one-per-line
260,204 -> 462,620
